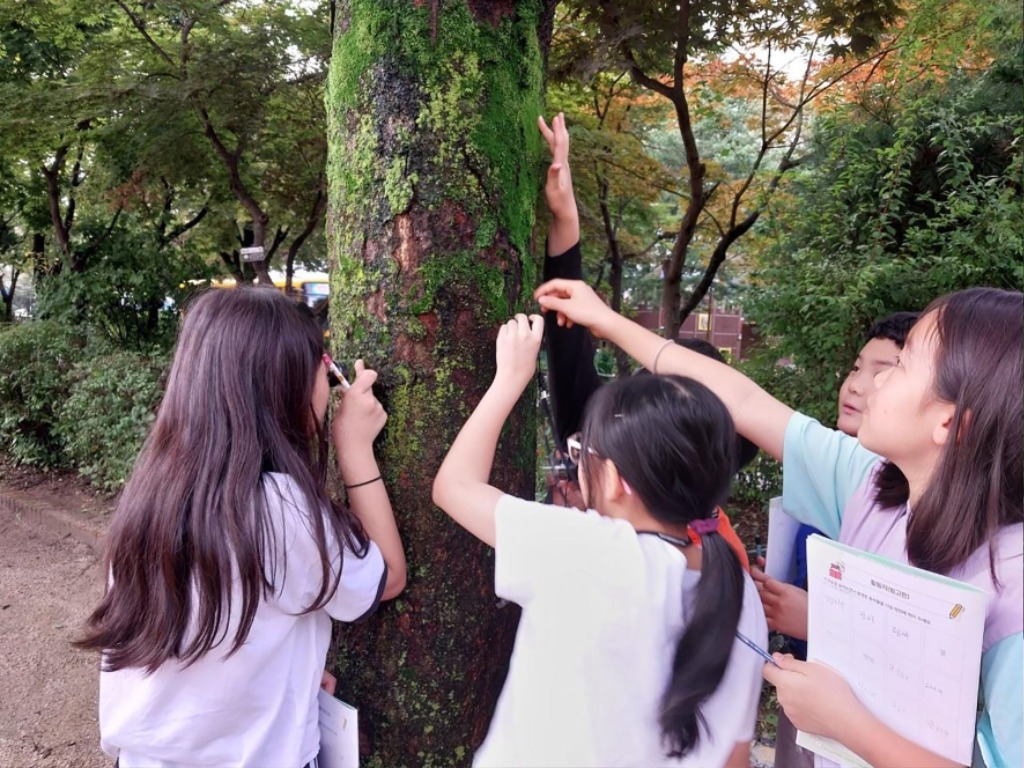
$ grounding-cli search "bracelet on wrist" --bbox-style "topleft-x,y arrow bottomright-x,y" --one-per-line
344,475 -> 382,490
651,339 -> 675,374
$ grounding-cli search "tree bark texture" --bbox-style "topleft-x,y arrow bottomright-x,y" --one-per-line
326,2 -> 548,765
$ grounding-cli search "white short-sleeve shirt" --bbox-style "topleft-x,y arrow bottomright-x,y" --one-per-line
99,472 -> 386,768
475,494 -> 768,768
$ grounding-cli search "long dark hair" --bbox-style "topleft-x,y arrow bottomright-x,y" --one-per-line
579,374 -> 743,758
874,288 -> 1023,578
75,288 -> 368,672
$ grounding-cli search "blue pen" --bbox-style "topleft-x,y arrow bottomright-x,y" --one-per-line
735,631 -> 779,667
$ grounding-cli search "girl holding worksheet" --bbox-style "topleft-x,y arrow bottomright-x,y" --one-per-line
534,281 -> 1022,767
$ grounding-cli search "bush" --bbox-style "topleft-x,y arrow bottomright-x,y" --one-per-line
59,352 -> 168,491
0,320 -> 168,491
747,47 -> 1023,400
0,321 -> 89,466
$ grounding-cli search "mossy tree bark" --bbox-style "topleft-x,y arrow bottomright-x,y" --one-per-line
326,2 -> 552,765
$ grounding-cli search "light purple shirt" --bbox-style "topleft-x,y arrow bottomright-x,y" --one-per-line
782,412 -> 1023,766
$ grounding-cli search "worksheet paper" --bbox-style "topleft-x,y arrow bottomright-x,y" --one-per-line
318,689 -> 359,768
764,496 -> 801,583
797,536 -> 987,766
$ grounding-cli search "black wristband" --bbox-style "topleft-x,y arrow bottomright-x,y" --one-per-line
344,476 -> 382,490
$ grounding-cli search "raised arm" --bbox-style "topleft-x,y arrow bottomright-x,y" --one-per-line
538,113 -> 579,258
332,360 -> 406,600
538,113 -> 600,446
432,315 -> 545,546
534,279 -> 793,460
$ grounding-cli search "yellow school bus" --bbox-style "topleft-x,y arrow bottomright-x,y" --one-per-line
206,271 -> 329,307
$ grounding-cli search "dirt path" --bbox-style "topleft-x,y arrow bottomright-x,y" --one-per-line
0,510 -> 107,767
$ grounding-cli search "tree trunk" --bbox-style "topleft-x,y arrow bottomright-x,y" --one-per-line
326,2 -> 549,765
608,252 -> 630,377
0,267 -> 17,322
597,181 -> 630,376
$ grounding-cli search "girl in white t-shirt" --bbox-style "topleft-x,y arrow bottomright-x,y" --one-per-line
433,314 -> 767,767
75,287 -> 406,768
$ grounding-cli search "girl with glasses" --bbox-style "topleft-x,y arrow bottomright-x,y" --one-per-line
534,279 -> 1023,767
76,287 -> 406,768
433,314 -> 767,767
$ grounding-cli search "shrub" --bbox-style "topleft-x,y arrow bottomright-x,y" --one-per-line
59,352 -> 168,492
0,321 -> 89,466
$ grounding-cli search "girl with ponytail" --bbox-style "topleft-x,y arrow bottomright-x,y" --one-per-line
534,281 -> 1023,767
433,314 -> 767,767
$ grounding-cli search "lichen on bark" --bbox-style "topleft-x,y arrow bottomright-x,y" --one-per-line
325,1 -> 549,765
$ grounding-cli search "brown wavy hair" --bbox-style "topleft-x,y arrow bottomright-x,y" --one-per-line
75,287 -> 368,672
874,287 -> 1023,579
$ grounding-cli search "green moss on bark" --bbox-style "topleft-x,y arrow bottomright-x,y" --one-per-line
325,1 -> 546,765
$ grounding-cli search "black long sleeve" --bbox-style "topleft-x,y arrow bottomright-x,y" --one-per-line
542,241 -> 602,448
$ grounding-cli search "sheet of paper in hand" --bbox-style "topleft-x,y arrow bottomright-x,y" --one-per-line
797,535 -> 988,766
765,496 -> 801,583
318,689 -> 359,768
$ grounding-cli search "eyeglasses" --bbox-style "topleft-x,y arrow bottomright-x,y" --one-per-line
322,353 -> 351,391
566,432 -> 596,465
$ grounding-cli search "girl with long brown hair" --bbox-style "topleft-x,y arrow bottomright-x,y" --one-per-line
76,287 -> 406,767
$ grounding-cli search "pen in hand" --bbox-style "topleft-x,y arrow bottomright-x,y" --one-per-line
323,353 -> 351,392
736,631 -> 779,667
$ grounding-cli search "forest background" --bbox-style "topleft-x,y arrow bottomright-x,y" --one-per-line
0,1 -> 1020,764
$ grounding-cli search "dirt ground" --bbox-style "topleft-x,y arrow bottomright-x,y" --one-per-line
0,507 -> 108,766
0,458 -> 111,767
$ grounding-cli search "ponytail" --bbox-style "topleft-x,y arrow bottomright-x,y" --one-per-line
577,373 -> 745,757
659,528 -> 745,757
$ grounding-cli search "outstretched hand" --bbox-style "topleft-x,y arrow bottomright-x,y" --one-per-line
538,113 -> 575,223
534,279 -> 616,337
495,314 -> 544,392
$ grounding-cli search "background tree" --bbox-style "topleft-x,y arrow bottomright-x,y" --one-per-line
562,0 -> 906,337
0,0 -> 121,277
747,0 -> 1024,418
110,0 -> 331,285
0,159 -> 31,321
325,1 -> 554,764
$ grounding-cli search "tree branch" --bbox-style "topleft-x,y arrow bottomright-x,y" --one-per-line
760,41 -> 771,148
265,225 -> 290,265
164,203 -> 211,245
596,155 -> 686,199
62,140 -> 87,235
193,103 -> 270,241
41,146 -> 71,256
673,0 -> 691,90
621,47 -> 676,101
284,185 -> 328,291
75,206 -> 124,271
725,37 -> 817,229
678,212 -> 759,320
114,1 -> 176,68
622,230 -> 678,261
